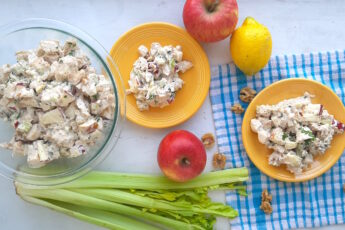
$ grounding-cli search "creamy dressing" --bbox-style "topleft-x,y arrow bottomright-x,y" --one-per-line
126,42 -> 192,111
251,92 -> 344,174
0,40 -> 115,168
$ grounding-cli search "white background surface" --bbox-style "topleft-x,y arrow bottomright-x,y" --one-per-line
0,0 -> 345,229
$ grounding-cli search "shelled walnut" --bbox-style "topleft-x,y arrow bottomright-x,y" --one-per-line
260,201 -> 272,214
260,189 -> 273,214
240,87 -> 256,103
212,152 -> 227,170
201,133 -> 215,148
231,103 -> 244,114
262,189 -> 272,202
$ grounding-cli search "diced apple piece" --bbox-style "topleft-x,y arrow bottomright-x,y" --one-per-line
68,69 -> 85,85
78,118 -> 98,133
26,124 -> 41,141
100,107 -> 114,120
19,98 -> 39,108
285,141 -> 297,150
40,108 -> 64,125
40,103 -> 52,111
58,92 -> 75,107
302,113 -> 320,122
65,103 -> 77,119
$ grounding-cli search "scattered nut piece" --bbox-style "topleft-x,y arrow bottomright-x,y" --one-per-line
260,201 -> 273,214
212,152 -> 227,170
231,103 -> 245,114
260,189 -> 273,214
343,184 -> 345,192
262,189 -> 273,202
201,133 -> 215,148
240,87 -> 256,103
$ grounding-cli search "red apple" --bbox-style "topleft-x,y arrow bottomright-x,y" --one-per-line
157,130 -> 207,182
183,0 -> 239,43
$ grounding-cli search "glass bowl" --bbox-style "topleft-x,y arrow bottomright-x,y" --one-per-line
0,18 -> 125,186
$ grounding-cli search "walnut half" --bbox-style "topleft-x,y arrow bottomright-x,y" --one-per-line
240,87 -> 256,103
262,189 -> 272,202
231,103 -> 244,114
260,201 -> 273,214
260,189 -> 273,214
212,152 -> 227,170
201,133 -> 215,148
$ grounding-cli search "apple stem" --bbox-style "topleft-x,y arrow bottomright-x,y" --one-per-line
181,157 -> 190,166
205,0 -> 219,13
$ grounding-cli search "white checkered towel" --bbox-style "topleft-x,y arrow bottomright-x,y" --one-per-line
210,51 -> 345,230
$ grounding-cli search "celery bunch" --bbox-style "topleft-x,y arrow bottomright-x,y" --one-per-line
15,167 -> 248,230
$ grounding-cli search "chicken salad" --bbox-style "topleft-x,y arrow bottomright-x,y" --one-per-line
251,92 -> 345,174
126,42 -> 192,111
0,40 -> 115,168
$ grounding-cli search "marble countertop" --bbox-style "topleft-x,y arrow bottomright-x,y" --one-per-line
0,0 -> 344,229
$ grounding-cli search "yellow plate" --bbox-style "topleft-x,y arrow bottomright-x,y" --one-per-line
110,22 -> 210,128
242,78 -> 345,182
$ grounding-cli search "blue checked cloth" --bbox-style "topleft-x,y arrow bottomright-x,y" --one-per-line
210,51 -> 345,230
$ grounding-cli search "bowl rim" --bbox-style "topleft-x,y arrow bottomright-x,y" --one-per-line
242,78 -> 345,182
0,18 -> 126,186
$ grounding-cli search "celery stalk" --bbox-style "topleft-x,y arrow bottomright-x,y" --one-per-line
50,167 -> 248,190
20,195 -> 160,230
70,188 -> 238,219
16,185 -> 202,230
71,188 -> 181,210
15,168 -> 249,230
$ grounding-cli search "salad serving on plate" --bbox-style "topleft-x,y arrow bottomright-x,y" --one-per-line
242,78 -> 345,182
251,92 -> 345,174
110,22 -> 210,128
126,42 -> 193,111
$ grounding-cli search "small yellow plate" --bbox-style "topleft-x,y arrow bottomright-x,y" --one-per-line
110,22 -> 210,128
242,78 -> 345,182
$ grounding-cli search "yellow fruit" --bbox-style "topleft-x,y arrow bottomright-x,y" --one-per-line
230,17 -> 272,76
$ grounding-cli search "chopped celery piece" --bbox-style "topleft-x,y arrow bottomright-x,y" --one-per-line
17,121 -> 32,133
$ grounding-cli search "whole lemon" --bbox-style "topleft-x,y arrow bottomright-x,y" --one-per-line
230,17 -> 272,76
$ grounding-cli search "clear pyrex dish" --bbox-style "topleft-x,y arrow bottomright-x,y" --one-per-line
0,18 -> 125,186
